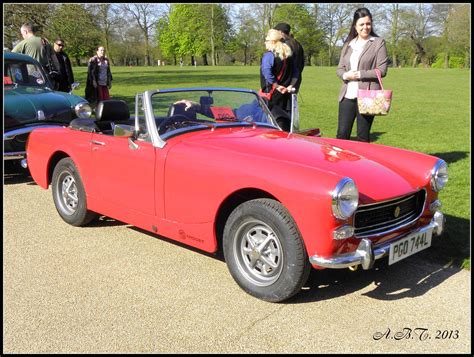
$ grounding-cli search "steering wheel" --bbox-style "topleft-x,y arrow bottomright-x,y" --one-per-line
158,114 -> 192,135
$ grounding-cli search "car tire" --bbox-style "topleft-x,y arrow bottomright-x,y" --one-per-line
52,157 -> 98,226
223,198 -> 311,302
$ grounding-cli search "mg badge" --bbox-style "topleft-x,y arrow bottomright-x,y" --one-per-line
37,110 -> 45,120
394,206 -> 401,218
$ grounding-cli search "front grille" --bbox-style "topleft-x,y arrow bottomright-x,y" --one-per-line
354,190 -> 426,237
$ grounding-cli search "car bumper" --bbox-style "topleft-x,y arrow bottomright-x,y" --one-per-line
309,212 -> 445,270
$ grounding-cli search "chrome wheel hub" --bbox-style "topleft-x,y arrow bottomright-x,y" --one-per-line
234,220 -> 283,286
59,173 -> 78,214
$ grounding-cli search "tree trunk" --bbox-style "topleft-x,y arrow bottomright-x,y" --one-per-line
211,5 -> 216,66
392,52 -> 398,67
202,54 -> 208,66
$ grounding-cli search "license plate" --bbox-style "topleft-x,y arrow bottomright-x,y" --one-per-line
388,228 -> 433,265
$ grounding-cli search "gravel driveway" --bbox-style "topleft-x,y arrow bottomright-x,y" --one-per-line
3,168 -> 471,353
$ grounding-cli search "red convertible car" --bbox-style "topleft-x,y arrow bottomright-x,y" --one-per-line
25,88 -> 448,302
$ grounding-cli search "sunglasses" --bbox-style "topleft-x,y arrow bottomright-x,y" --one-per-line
56,43 -> 64,47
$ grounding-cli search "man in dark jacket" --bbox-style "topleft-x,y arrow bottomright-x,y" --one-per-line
273,23 -> 305,93
53,38 -> 75,92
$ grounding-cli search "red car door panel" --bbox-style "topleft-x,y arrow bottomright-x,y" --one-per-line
90,133 -> 157,228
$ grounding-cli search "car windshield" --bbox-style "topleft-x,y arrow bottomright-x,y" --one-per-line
4,59 -> 48,88
151,89 -> 277,136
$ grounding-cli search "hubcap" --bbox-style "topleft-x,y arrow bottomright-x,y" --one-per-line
58,173 -> 78,214
234,220 -> 283,286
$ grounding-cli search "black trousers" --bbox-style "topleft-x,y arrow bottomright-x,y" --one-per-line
337,97 -> 374,142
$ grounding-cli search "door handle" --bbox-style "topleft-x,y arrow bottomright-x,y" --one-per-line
90,140 -> 105,146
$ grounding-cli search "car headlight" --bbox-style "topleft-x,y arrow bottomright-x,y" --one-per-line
75,102 -> 92,119
430,159 -> 448,192
332,177 -> 359,220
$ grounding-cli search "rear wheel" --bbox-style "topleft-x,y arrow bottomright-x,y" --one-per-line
52,157 -> 98,226
223,199 -> 311,302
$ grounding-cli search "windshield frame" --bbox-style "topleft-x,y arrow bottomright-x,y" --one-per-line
140,88 -> 280,148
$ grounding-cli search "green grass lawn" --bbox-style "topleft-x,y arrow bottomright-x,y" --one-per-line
73,65 -> 471,269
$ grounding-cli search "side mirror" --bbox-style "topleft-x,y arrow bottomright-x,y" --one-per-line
69,82 -> 80,94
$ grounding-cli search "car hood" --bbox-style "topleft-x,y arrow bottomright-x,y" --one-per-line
183,127 -> 423,202
4,86 -> 83,130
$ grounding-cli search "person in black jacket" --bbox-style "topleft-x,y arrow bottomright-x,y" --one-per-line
85,46 -> 113,105
52,38 -> 74,92
273,23 -> 305,93
260,29 -> 299,132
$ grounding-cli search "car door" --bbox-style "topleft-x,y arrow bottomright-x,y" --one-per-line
90,132 -> 156,219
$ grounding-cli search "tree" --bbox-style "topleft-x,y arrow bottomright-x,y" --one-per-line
120,4 -> 165,66
87,4 -> 123,65
254,3 -> 279,42
273,4 -> 323,66
399,4 -> 439,67
230,5 -> 261,65
446,4 -> 471,68
378,3 -> 405,67
3,3 -> 56,48
315,3 -> 360,65
49,4 -> 101,66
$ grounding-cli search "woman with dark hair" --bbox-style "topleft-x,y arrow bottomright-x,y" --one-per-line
336,7 -> 388,142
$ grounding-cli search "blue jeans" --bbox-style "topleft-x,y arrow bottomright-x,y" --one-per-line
337,98 -> 374,142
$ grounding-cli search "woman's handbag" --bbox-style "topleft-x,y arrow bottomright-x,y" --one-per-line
357,69 -> 392,116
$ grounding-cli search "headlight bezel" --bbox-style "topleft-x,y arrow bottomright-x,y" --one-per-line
430,159 -> 448,192
74,102 -> 92,119
331,177 -> 359,220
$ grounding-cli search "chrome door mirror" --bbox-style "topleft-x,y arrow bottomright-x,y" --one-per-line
69,82 -> 80,94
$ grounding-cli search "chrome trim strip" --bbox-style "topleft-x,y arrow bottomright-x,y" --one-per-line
355,189 -> 425,208
4,152 -> 25,160
310,218 -> 440,269
356,194 -> 416,212
4,125 -> 65,140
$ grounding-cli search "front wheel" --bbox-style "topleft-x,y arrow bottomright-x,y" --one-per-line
51,157 -> 98,226
223,199 -> 311,302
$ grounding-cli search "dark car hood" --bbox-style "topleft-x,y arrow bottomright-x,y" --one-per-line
4,86 -> 82,130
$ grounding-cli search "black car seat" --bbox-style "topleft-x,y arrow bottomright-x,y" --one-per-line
95,99 -> 130,133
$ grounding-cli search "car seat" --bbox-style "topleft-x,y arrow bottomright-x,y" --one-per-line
95,99 -> 130,132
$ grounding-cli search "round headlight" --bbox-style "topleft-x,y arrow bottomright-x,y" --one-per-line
430,159 -> 448,192
332,177 -> 359,220
75,102 -> 92,119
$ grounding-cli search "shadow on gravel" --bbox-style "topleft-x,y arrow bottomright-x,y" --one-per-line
289,253 -> 464,304
128,224 -> 465,305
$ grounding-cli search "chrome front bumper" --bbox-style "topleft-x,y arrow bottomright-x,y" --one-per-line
309,212 -> 445,270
